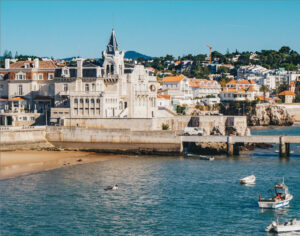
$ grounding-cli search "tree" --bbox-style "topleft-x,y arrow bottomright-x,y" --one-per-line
3,50 -> 12,59
277,83 -> 287,93
279,46 -> 291,55
260,85 -> 268,102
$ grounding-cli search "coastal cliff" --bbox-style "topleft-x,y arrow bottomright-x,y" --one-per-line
221,103 -> 294,126
248,104 -> 294,126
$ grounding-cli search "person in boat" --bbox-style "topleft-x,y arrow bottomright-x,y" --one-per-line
277,193 -> 281,200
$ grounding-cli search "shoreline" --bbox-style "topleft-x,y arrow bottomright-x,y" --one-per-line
0,150 -> 123,181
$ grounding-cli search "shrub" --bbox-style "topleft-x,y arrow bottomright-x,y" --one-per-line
162,123 -> 169,130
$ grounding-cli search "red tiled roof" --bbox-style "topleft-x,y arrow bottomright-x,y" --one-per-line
162,75 -> 185,83
157,94 -> 170,100
10,60 -> 56,69
278,90 -> 296,96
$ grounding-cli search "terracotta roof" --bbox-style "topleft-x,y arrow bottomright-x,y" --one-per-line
227,80 -> 237,85
278,90 -> 296,96
162,75 -> 185,83
246,85 -> 257,92
8,97 -> 25,101
10,60 -> 56,69
0,98 -> 7,101
257,96 -> 272,101
157,94 -> 170,100
238,79 -> 256,85
220,64 -> 233,67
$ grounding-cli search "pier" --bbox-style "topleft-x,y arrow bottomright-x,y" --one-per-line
181,135 -> 300,157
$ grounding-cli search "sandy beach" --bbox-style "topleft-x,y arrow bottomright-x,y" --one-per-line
0,150 -> 122,180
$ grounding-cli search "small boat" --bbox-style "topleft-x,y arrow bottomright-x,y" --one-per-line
290,150 -> 294,154
104,184 -> 118,191
258,178 -> 293,209
275,150 -> 279,153
240,175 -> 256,185
186,154 -> 214,161
266,218 -> 300,233
200,155 -> 215,161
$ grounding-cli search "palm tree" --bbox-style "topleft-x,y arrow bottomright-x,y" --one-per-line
260,85 -> 268,103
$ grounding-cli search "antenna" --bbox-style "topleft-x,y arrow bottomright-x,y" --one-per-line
112,13 -> 115,30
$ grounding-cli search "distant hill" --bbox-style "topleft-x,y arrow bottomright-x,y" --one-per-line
125,51 -> 153,60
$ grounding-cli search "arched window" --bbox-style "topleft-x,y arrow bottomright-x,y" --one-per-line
74,98 -> 78,103
92,83 -> 95,91
106,65 -> 110,74
96,99 -> 100,104
91,99 -> 95,104
111,65 -> 114,74
80,99 -> 83,103
85,99 -> 89,103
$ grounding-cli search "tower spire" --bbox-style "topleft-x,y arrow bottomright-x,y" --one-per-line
106,29 -> 118,55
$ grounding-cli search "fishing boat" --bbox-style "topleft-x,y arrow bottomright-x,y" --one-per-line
266,218 -> 300,233
258,178 -> 293,209
240,175 -> 256,185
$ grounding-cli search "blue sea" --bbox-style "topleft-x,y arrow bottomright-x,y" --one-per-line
1,126 -> 300,235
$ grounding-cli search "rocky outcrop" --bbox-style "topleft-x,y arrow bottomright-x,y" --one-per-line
248,104 -> 294,126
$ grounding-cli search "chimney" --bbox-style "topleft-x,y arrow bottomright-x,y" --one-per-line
77,59 -> 83,78
34,58 -> 39,68
5,59 -> 10,69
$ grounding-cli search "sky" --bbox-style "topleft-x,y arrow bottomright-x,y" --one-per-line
1,0 -> 300,58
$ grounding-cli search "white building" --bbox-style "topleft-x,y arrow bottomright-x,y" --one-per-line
189,78 -> 221,98
51,30 -> 158,123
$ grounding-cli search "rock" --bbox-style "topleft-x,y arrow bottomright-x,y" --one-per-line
248,104 -> 294,126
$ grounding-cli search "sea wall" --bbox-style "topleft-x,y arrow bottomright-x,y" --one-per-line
46,126 -> 182,155
0,126 -> 53,151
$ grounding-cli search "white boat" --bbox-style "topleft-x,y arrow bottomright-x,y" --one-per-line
258,178 -> 293,209
186,154 -> 214,161
266,218 -> 300,233
200,155 -> 215,161
275,150 -> 279,153
240,175 -> 256,185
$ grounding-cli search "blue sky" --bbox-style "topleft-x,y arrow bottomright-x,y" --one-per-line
1,1 -> 300,58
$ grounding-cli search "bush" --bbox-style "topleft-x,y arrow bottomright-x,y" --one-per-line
162,123 -> 169,130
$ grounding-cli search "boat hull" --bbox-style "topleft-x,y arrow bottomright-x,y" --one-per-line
258,197 -> 292,209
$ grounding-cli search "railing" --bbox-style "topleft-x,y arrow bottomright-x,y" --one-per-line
0,126 -> 46,131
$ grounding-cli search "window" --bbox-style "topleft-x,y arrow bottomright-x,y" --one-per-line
15,73 -> 26,80
18,85 -> 23,95
33,74 -> 37,80
96,99 -> 100,104
38,74 -> 43,80
74,98 -> 78,103
64,84 -> 68,92
0,74 -> 4,80
80,99 -> 83,103
85,99 -> 89,103
92,83 -> 95,91
24,63 -> 29,69
48,73 -> 54,80
31,117 -> 35,121
23,117 -> 27,121
91,99 -> 95,104
85,84 -> 89,92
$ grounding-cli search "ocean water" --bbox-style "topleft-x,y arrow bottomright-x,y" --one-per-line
0,126 -> 300,235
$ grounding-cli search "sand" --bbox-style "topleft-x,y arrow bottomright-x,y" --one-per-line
0,150 -> 122,180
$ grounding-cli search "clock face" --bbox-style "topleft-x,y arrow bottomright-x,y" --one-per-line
150,84 -> 156,92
